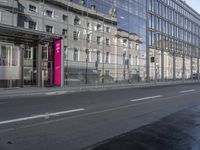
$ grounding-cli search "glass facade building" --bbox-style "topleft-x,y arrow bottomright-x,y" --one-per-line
63,0 -> 147,86
148,0 -> 200,81
0,0 -> 199,88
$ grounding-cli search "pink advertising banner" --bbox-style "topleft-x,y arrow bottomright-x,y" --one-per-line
54,39 -> 61,86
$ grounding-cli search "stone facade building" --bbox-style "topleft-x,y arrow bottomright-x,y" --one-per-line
0,0 -> 199,88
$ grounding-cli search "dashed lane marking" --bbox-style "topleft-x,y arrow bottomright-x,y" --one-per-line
130,95 -> 163,102
0,108 -> 85,125
179,89 -> 195,94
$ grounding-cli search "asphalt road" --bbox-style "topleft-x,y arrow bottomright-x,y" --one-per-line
0,83 -> 200,150
85,105 -> 200,150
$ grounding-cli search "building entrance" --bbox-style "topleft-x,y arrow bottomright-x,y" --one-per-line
41,60 -> 54,87
23,45 -> 37,86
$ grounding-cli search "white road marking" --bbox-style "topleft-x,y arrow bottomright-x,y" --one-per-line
45,92 -> 56,95
45,91 -> 67,96
1,90 -> 200,133
179,89 -> 195,94
130,95 -> 163,102
0,108 -> 85,125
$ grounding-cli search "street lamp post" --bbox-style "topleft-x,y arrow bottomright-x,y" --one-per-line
123,51 -> 126,80
127,57 -> 130,83
154,50 -> 157,85
85,49 -> 89,85
153,32 -> 160,85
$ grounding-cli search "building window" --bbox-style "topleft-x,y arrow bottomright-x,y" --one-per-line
87,22 -> 91,29
106,27 -> 110,32
97,51 -> 101,63
136,56 -> 138,65
128,54 -> 131,65
129,42 -> 132,49
0,45 -> 8,66
24,46 -> 32,59
42,47 -> 48,59
73,31 -> 80,40
123,39 -> 127,47
45,10 -> 53,18
74,16 -> 80,25
29,5 -> 37,12
62,29 -> 68,36
105,52 -> 110,63
12,47 -> 19,66
73,48 -> 78,61
123,52 -> 126,65
97,24 -> 102,31
64,46 -> 67,60
97,36 -> 101,45
1,46 -> 7,58
87,34 -> 91,43
106,38 -> 110,46
46,25 -> 53,33
136,44 -> 139,50
62,15 -> 68,22
28,21 -> 36,30
105,70 -> 110,76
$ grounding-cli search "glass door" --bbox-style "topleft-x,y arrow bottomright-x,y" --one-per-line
41,46 -> 54,87
23,45 -> 37,86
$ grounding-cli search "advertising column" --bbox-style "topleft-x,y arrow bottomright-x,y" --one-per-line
54,39 -> 61,86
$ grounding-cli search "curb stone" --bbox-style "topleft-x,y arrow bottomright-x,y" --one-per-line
0,81 -> 199,99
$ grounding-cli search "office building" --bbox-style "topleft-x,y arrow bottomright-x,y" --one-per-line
0,0 -> 199,88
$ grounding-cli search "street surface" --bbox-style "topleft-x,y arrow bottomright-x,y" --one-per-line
0,83 -> 200,150
85,105 -> 200,150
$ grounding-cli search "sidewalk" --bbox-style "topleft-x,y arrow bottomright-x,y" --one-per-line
0,80 -> 199,99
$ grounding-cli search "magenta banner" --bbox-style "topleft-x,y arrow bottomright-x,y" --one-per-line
54,39 -> 61,86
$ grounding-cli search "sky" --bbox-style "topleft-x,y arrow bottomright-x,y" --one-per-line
186,0 -> 200,14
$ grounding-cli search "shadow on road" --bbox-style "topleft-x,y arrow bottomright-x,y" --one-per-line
83,105 -> 200,150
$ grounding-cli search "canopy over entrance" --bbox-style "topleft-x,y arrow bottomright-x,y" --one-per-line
0,24 -> 59,44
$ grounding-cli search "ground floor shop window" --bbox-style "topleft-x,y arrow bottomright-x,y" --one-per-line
0,45 -> 8,66
0,43 -> 21,88
0,44 -> 19,66
24,46 -> 33,59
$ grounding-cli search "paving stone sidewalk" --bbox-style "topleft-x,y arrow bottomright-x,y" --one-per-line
0,80 -> 199,99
